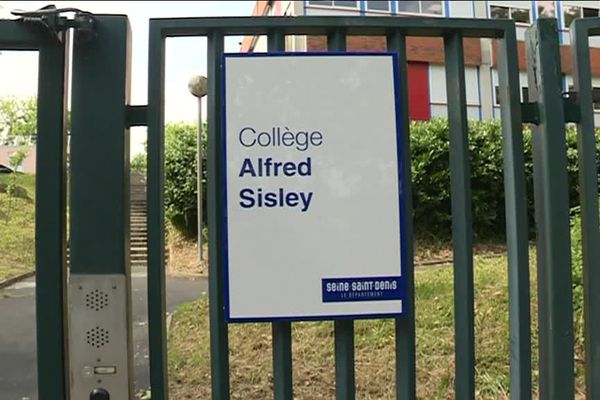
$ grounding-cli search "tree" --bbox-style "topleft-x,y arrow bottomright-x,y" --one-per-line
0,97 -> 37,145
8,149 -> 28,172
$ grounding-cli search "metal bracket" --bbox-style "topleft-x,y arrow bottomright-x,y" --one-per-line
562,92 -> 581,123
125,105 -> 149,128
11,4 -> 95,43
520,93 -> 581,125
521,102 -> 540,124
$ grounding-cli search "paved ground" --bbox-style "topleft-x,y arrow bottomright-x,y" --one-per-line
0,268 -> 208,400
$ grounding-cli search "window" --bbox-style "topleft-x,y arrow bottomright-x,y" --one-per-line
584,7 -> 600,18
334,0 -> 358,7
308,0 -> 358,7
397,1 -> 419,13
495,87 -> 530,105
366,1 -> 390,11
490,4 -> 531,23
421,0 -> 443,15
397,0 -> 443,16
490,5 -> 509,19
537,1 -> 555,17
568,85 -> 600,110
563,5 -> 600,28
594,88 -> 600,110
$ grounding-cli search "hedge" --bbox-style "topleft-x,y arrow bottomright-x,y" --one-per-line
410,118 -> 599,239
164,122 -> 207,237
161,118 -> 597,241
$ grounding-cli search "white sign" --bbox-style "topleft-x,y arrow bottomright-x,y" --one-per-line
223,53 -> 406,322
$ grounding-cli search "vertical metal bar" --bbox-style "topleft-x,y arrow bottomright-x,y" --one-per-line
267,29 -> 294,400
147,22 -> 169,400
327,27 -> 355,400
70,15 -> 134,397
35,31 -> 68,400
525,18 -> 574,400
444,32 -> 475,400
207,30 -> 230,400
497,25 -> 532,400
70,17 -> 132,275
570,20 -> 600,400
386,30 -> 416,400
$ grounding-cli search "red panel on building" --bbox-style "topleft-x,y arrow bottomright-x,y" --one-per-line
407,62 -> 430,121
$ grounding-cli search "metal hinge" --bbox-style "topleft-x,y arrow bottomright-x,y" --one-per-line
11,4 -> 95,43
520,92 -> 581,125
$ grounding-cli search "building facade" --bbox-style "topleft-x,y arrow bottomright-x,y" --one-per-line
241,0 -> 600,123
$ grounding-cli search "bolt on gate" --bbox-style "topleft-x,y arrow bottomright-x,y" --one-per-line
1,8 -> 599,400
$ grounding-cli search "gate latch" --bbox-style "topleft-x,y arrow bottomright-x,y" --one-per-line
11,4 -> 95,43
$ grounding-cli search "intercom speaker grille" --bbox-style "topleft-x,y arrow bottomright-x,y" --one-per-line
86,326 -> 110,348
85,289 -> 109,311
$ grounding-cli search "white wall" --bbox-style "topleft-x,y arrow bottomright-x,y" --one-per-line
449,1 -> 474,17
429,64 -> 481,120
253,35 -> 268,52
305,5 -> 360,16
564,74 -> 600,126
491,70 -> 529,118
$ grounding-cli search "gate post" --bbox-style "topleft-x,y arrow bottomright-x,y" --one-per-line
570,18 -> 600,399
525,18 -> 575,399
69,15 -> 134,399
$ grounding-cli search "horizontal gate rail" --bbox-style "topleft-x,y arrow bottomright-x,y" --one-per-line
570,16 -> 600,400
146,16 -> 530,400
148,16 -> 510,37
0,20 -> 69,400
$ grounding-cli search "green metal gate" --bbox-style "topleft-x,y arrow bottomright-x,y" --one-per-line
1,8 -> 599,400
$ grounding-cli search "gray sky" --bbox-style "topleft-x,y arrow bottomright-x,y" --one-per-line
0,1 -> 255,153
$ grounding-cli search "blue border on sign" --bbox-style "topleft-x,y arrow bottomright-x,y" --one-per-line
221,51 -> 408,323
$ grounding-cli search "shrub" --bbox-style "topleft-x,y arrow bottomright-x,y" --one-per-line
410,118 -> 599,240
164,122 -> 207,237
131,152 -> 147,174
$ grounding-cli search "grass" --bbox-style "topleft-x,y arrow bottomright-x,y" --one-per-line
167,253 -> 586,399
166,225 -> 208,276
0,174 -> 35,282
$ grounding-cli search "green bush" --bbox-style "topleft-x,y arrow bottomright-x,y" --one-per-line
410,118 -> 599,239
164,122 -> 207,237
131,152 -> 147,174
570,206 -> 590,357
162,118 -> 595,242
571,209 -> 583,311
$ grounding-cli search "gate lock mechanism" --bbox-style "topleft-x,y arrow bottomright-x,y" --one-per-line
11,4 -> 95,43
90,388 -> 110,400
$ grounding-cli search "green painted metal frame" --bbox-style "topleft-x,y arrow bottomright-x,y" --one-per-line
386,30 -> 417,400
497,24 -> 532,400
525,19 -> 575,400
444,32 -> 475,400
10,12 -> 593,400
266,29 -> 294,400
145,15 -> 532,400
70,15 -> 132,277
570,17 -> 600,400
0,20 -> 69,400
69,15 -> 134,398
